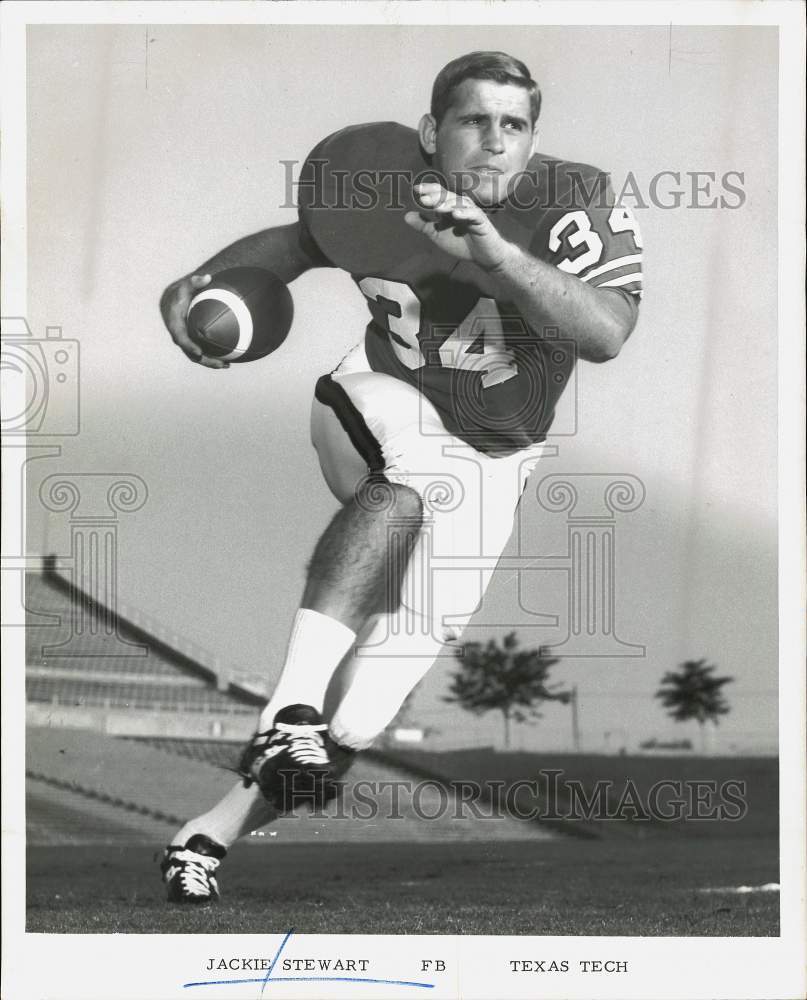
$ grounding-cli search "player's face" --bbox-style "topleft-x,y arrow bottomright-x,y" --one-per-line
421,79 -> 538,207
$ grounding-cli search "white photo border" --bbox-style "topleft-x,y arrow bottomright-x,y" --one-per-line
2,2 -> 804,999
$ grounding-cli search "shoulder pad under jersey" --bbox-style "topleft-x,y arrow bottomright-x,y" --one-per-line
505,154 -> 611,227
298,122 -> 439,274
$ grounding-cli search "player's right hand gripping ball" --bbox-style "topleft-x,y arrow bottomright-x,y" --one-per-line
187,267 -> 294,363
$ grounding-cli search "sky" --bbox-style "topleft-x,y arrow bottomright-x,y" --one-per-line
22,23 -> 780,753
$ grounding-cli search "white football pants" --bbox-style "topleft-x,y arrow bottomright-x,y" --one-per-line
311,340 -> 545,647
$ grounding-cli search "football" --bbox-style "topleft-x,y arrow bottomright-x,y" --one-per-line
186,267 -> 294,363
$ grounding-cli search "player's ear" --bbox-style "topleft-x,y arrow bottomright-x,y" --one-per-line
529,126 -> 540,157
418,114 -> 438,156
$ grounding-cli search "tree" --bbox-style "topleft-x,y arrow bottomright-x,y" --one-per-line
443,632 -> 570,749
655,658 -> 733,752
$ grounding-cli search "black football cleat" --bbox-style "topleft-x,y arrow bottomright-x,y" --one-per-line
316,739 -> 358,808
161,833 -> 226,904
239,704 -> 353,811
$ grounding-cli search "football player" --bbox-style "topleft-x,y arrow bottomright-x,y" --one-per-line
159,51 -> 642,902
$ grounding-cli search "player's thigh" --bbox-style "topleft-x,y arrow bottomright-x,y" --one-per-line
310,396 -> 371,504
311,350 -> 447,503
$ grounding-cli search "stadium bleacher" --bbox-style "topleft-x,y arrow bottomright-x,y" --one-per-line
22,566 -> 553,845
25,565 -> 260,726
127,737 -> 242,769
26,676 -> 255,713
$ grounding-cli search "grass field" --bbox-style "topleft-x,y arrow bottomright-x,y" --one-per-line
27,836 -> 778,936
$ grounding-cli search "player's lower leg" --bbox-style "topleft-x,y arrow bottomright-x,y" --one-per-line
300,479 -> 423,631
329,612 -> 448,750
163,783 -> 277,903
163,481 -> 424,892
172,780 -> 276,851
255,480 -> 422,730
163,615 -> 443,901
244,480 -> 422,803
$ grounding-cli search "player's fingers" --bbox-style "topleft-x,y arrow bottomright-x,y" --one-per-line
404,210 -> 434,236
448,206 -> 486,228
413,181 -> 445,196
165,309 -> 201,353
174,337 -> 227,369
191,352 -> 229,370
405,210 -> 470,243
414,184 -> 473,214
413,186 -> 443,206
170,326 -> 229,369
161,286 -> 195,340
161,280 -> 226,369
415,189 -> 461,212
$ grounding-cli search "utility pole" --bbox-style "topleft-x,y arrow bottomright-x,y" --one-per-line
570,685 -> 580,752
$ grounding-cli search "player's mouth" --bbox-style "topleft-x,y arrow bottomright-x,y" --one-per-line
470,165 -> 504,175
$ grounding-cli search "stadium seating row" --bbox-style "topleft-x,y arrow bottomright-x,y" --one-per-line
26,653 -> 191,677
26,677 -> 255,714
125,736 -> 242,769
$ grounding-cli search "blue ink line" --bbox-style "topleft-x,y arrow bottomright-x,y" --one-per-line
268,977 -> 432,989
182,928 -> 434,991
184,978 -> 268,988
262,928 -> 294,996
183,976 -> 434,990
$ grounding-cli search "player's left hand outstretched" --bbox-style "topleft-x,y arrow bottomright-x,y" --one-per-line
405,183 -> 513,272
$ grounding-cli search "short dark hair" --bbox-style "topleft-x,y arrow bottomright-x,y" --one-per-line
431,51 -> 541,126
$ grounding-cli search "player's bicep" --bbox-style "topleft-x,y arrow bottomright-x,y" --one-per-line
295,215 -> 336,272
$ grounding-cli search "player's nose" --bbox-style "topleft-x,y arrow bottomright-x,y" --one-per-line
482,124 -> 505,154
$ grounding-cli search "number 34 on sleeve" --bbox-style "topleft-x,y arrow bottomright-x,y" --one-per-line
549,206 -> 642,275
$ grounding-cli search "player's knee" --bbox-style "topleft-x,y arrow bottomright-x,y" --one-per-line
390,482 -> 423,523
355,477 -> 423,526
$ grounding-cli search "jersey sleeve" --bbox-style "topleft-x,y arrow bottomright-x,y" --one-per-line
533,169 -> 644,299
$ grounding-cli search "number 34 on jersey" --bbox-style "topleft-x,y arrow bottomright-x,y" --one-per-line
358,277 -> 519,388
358,204 -> 642,386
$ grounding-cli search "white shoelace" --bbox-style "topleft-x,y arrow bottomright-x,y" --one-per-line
168,850 -> 219,897
269,721 -> 330,767
286,731 -> 329,766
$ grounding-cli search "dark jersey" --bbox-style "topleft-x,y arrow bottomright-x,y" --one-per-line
298,122 -> 642,453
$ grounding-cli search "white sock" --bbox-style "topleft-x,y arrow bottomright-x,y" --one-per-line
172,780 -> 277,850
329,613 -> 445,750
258,608 -> 356,730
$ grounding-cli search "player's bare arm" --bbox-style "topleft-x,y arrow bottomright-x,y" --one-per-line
159,222 -> 319,369
405,184 -> 635,363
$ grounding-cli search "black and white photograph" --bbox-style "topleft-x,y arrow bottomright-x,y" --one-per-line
1,2 -> 805,999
